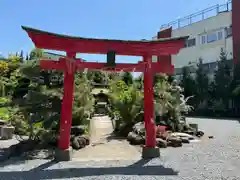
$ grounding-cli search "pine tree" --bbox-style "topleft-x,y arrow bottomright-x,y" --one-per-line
25,53 -> 29,61
213,48 -> 232,109
19,50 -> 24,62
181,66 -> 197,106
122,72 -> 133,85
195,57 -> 209,107
12,60 -> 94,133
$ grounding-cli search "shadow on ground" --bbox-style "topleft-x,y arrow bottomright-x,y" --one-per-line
0,147 -> 54,168
0,159 -> 178,179
187,116 -> 240,123
105,132 -> 126,142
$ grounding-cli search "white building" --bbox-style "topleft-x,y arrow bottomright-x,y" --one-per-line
153,1 -> 233,80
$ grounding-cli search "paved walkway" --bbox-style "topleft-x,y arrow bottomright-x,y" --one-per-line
72,116 -> 141,161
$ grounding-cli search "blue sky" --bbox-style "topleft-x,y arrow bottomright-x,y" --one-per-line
1,0 -> 229,64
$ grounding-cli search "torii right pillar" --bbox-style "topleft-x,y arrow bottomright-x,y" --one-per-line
142,27 -> 173,158
232,0 -> 240,65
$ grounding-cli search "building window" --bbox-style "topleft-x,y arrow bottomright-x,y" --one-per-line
201,35 -> 206,44
184,38 -> 196,47
207,32 -> 218,43
217,30 -> 223,40
200,29 -> 224,44
188,38 -> 196,47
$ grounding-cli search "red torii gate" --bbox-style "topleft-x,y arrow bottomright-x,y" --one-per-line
22,26 -> 187,160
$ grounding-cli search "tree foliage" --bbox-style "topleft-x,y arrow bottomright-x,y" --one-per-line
179,49 -> 240,116
195,58 -> 209,106
108,73 -> 193,134
122,72 -> 133,85
2,45 -> 240,145
108,80 -> 143,131
0,49 -> 93,141
180,66 -> 197,106
212,48 -> 232,110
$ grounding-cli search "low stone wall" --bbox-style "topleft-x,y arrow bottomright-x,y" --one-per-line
0,126 -> 14,140
0,120 -> 15,140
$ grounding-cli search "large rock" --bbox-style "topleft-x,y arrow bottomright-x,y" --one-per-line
127,131 -> 145,145
70,135 -> 75,142
77,137 -> 86,149
118,123 -> 133,137
180,137 -> 190,143
71,126 -> 85,136
156,138 -> 167,148
80,135 -> 90,146
127,131 -> 136,141
196,130 -> 204,137
167,136 -> 182,147
171,132 -> 195,140
71,137 -> 80,150
71,135 -> 90,150
133,122 -> 145,136
156,126 -> 171,139
183,130 -> 195,136
169,133 -> 193,143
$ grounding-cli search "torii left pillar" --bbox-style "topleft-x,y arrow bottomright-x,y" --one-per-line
142,55 -> 160,158
55,52 -> 76,161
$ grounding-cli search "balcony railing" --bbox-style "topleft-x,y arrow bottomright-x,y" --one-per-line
160,0 -> 232,30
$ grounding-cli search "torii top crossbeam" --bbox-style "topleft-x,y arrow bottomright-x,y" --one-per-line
22,26 -> 187,56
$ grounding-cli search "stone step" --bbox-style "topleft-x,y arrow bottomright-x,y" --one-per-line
0,126 -> 15,140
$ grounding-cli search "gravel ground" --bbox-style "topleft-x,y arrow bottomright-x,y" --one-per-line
0,117 -> 240,180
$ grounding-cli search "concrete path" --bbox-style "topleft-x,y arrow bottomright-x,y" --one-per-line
72,116 -> 141,161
